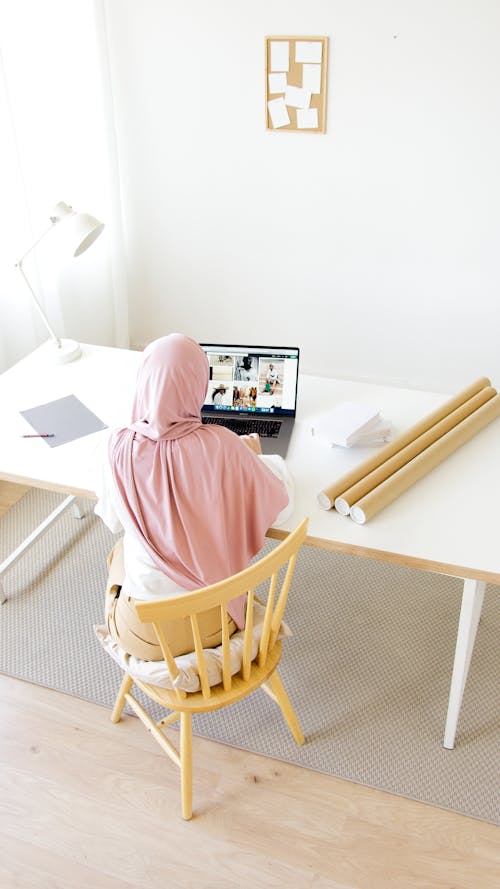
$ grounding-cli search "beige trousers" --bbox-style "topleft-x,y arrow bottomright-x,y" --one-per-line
104,539 -> 237,660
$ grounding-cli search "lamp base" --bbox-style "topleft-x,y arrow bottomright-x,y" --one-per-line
41,338 -> 82,364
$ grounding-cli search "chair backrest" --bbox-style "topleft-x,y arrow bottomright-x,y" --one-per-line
134,518 -> 308,702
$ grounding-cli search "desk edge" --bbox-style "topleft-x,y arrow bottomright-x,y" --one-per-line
266,528 -> 500,586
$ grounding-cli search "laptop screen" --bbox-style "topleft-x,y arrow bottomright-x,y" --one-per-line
199,344 -> 300,417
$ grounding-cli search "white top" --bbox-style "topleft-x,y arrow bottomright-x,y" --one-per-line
93,433 -> 295,601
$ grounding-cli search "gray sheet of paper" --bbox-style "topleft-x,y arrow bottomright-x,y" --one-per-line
20,394 -> 107,447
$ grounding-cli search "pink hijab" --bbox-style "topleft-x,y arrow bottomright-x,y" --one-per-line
109,334 -> 289,628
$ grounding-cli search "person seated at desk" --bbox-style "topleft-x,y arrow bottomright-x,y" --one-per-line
94,334 -> 293,660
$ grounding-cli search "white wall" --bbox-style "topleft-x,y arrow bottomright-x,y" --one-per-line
105,0 -> 500,391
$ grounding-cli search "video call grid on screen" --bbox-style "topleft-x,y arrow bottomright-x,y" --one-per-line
200,345 -> 299,415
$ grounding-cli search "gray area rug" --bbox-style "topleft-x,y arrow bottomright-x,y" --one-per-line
1,489 -> 498,824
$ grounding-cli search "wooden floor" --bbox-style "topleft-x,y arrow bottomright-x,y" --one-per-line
1,483 -> 499,889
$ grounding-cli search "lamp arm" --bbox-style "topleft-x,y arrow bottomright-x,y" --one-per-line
16,222 -> 56,265
16,261 -> 62,348
15,221 -> 64,349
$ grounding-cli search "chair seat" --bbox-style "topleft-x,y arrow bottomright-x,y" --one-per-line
96,599 -> 291,692
133,641 -> 283,713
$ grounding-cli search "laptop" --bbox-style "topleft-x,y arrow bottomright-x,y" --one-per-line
199,343 -> 300,458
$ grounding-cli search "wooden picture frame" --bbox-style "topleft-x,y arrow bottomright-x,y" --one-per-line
265,36 -> 329,133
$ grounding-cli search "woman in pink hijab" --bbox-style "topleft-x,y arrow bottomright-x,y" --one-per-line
95,334 -> 293,660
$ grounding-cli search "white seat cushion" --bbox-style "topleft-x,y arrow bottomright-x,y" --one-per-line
95,601 -> 291,693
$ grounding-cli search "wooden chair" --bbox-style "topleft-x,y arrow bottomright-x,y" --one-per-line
110,517 -> 308,819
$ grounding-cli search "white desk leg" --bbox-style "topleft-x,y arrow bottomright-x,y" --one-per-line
72,498 -> 85,520
0,495 -> 79,603
443,578 -> 486,749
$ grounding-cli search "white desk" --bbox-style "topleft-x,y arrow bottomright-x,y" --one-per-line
1,343 -> 499,748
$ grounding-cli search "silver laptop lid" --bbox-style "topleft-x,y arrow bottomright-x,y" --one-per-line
199,344 -> 300,418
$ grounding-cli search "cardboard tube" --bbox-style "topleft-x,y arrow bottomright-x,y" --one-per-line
317,377 -> 491,510
334,386 -> 497,515
349,393 -> 500,524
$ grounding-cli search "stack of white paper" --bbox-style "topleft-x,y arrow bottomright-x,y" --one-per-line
310,402 -> 393,448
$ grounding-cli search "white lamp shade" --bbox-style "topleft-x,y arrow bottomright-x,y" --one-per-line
69,213 -> 105,256
50,201 -> 105,257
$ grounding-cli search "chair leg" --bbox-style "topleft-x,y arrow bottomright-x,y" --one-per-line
263,670 -> 305,745
111,673 -> 133,723
180,712 -> 193,820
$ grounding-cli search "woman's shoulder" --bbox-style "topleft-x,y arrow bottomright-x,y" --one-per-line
201,423 -> 259,461
201,422 -> 238,445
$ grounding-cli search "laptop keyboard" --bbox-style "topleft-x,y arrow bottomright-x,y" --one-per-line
202,416 -> 282,438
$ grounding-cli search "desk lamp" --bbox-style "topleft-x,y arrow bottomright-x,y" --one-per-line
15,201 -> 105,364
